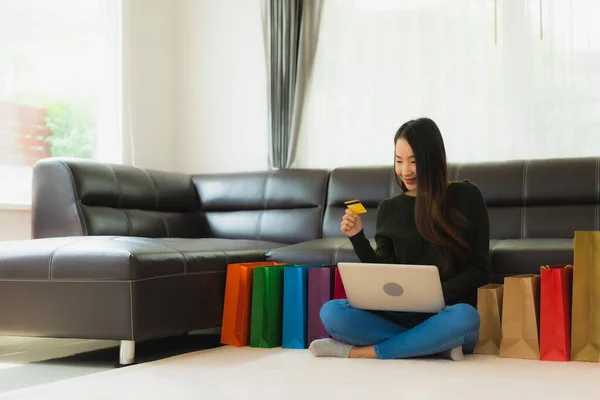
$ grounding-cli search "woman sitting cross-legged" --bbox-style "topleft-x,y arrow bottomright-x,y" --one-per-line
309,117 -> 489,361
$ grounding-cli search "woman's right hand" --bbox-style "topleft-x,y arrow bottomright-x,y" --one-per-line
340,209 -> 363,237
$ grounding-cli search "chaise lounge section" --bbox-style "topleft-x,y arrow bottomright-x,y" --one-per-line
0,156 -> 596,365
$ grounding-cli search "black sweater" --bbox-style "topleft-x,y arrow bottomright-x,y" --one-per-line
349,180 -> 490,307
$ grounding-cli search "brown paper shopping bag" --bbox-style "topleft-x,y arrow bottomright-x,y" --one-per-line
473,284 -> 504,355
499,274 -> 540,360
571,231 -> 600,362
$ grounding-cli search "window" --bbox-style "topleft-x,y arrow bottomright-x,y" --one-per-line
296,0 -> 600,168
0,0 -> 122,206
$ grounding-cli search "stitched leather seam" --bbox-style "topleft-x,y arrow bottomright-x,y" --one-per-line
488,240 -> 501,283
129,280 -> 135,340
221,249 -> 230,268
319,172 -> 331,238
117,237 -> 188,274
143,169 -> 160,211
0,269 -> 223,283
106,164 -> 133,236
331,241 -> 346,265
123,210 -> 134,236
256,173 -> 270,241
108,163 -> 123,208
521,161 -> 528,239
58,160 -> 88,235
162,216 -> 170,238
143,169 -> 169,237
48,237 -> 96,280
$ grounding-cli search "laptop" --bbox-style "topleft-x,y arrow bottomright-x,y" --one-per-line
336,262 -> 445,313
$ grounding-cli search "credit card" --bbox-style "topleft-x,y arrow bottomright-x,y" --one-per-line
344,199 -> 367,214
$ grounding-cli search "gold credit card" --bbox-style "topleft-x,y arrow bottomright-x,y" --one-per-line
344,199 -> 367,214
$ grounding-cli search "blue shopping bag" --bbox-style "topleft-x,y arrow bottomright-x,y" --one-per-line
282,266 -> 309,349
281,264 -> 331,349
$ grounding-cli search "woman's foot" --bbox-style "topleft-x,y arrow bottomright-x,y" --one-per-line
348,345 -> 377,359
308,338 -> 352,358
308,339 -> 378,359
438,345 -> 464,361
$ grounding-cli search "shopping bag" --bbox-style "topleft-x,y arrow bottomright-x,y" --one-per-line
282,266 -> 309,349
571,231 -> 600,362
540,264 -> 573,361
220,261 -> 281,347
333,268 -> 347,300
249,266 -> 284,348
499,274 -> 541,360
473,283 -> 504,355
307,266 -> 335,344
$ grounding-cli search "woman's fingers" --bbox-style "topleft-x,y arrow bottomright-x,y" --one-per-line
340,220 -> 355,231
343,213 -> 356,223
340,209 -> 360,234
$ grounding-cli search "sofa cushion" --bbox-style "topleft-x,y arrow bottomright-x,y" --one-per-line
489,238 -> 574,283
193,169 -> 329,244
268,238 -> 566,284
0,237 -> 283,281
266,238 -> 375,265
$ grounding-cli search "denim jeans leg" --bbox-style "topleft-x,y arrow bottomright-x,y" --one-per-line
374,303 -> 481,359
319,299 -> 409,346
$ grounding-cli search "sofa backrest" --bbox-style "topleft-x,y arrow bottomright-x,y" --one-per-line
32,158 -> 330,244
32,158 -> 206,239
321,166 -> 399,238
451,157 -> 600,239
324,157 -> 600,240
192,169 -> 329,244
33,156 -> 599,243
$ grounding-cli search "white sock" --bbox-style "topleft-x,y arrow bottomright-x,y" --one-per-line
308,338 -> 352,358
438,345 -> 464,361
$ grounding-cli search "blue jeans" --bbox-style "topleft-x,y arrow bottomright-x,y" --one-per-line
319,299 -> 480,359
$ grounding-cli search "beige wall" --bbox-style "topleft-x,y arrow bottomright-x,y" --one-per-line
0,209 -> 31,241
121,0 -> 177,172
173,0 -> 269,174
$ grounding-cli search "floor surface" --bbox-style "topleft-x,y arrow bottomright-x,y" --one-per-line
0,345 -> 596,399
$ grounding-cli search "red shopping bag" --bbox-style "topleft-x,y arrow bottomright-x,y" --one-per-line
540,264 -> 573,361
333,268 -> 347,299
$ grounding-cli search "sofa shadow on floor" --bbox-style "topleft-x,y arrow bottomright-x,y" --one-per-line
48,333 -> 224,367
0,334 -> 223,395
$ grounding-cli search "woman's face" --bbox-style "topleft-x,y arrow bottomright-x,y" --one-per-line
395,138 -> 417,193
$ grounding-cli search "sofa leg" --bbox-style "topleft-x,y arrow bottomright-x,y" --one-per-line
119,340 -> 135,366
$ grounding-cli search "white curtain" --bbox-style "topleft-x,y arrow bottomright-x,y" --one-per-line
294,0 -> 600,168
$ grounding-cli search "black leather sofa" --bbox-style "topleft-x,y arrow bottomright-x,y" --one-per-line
0,156 -> 595,365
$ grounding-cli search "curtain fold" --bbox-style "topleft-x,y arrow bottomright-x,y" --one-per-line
262,0 -> 323,169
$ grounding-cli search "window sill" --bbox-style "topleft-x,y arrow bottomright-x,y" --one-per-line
0,203 -> 32,211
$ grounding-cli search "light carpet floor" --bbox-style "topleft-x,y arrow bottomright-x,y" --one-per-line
0,346 -> 597,400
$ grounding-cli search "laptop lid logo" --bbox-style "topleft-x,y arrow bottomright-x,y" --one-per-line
383,282 -> 404,296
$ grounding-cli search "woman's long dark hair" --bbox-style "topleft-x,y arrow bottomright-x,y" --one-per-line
394,118 -> 470,278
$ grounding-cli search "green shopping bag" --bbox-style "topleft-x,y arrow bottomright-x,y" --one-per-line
249,266 -> 284,348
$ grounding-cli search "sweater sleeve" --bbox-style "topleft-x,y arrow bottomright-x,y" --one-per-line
348,200 -> 396,263
441,183 -> 490,305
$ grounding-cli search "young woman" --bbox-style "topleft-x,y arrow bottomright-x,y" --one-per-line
309,117 -> 490,361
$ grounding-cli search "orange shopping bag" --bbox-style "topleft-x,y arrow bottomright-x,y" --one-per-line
220,261 -> 282,347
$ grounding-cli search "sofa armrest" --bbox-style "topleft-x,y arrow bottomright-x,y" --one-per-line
32,158 -> 203,239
